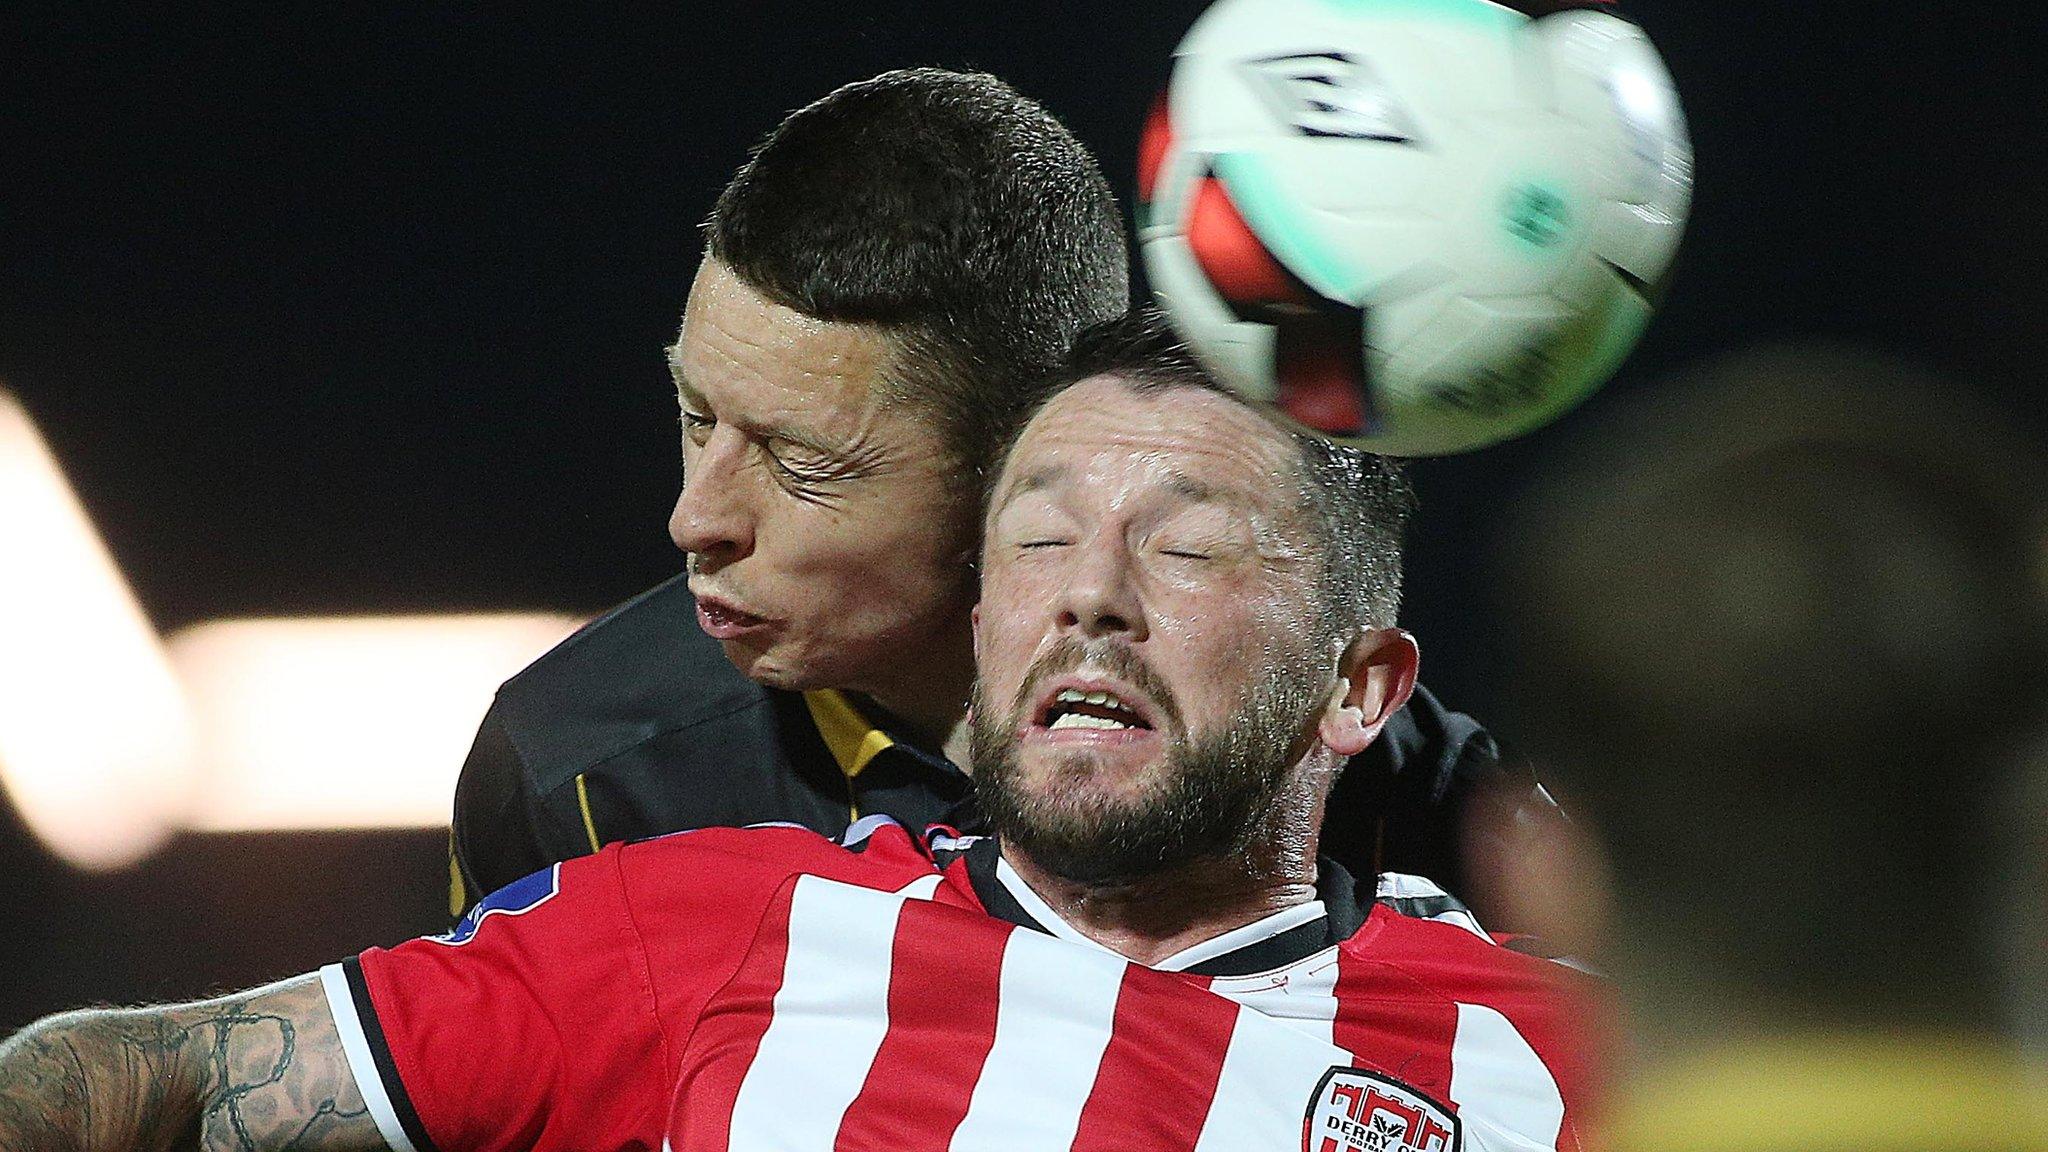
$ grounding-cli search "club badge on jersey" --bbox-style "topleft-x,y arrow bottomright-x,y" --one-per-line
1305,1068 -> 1459,1152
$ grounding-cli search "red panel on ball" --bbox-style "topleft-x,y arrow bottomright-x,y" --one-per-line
1184,177 -> 1315,307
1275,328 -> 1371,436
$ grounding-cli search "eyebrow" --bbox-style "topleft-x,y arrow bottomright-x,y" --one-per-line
1164,472 -> 1219,504
1004,465 -> 1060,499
669,366 -> 850,462
996,463 -> 1233,512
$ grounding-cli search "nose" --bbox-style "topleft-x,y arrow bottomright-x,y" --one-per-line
1054,533 -> 1148,642
668,428 -> 755,566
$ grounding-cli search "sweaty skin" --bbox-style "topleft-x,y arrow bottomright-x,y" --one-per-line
974,376 -> 1417,964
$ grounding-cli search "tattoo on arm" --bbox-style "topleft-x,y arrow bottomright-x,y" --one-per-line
0,974 -> 385,1152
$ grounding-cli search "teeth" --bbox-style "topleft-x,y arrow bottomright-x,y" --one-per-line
1049,712 -> 1132,731
1054,687 -> 1127,709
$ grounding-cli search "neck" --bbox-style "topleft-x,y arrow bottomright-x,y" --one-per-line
859,619 -> 976,756
999,848 -> 1318,966
997,770 -> 1331,967
862,689 -> 973,764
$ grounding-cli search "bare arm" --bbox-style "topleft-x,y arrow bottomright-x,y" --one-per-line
0,974 -> 384,1152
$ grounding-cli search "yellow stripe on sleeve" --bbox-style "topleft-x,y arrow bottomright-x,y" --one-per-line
574,772 -> 602,855
447,832 -> 467,918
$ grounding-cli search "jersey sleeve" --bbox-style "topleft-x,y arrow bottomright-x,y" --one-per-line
322,849 -> 671,1152
448,697 -> 551,917
1389,916 -> 1612,1152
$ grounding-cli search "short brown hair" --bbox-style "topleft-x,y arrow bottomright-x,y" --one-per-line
706,68 -> 1130,481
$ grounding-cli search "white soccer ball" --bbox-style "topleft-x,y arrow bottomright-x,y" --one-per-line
1138,0 -> 1692,456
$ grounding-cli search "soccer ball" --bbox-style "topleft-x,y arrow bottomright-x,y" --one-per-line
1138,0 -> 1692,456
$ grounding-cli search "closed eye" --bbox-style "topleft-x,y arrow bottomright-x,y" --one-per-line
1161,549 -> 1211,560
765,451 -> 836,486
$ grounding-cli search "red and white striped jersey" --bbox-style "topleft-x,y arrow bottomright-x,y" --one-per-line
324,819 -> 1602,1152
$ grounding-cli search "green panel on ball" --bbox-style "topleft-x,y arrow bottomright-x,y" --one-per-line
1210,150 -> 1371,303
1522,281 -> 1653,430
1501,182 -> 1576,251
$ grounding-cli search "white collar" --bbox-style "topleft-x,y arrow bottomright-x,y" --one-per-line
994,855 -> 1328,972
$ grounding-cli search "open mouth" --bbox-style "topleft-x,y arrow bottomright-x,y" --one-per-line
693,590 -> 772,640
699,598 -> 765,629
1038,687 -> 1155,733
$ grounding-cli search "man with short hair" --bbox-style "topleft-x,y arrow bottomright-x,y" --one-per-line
0,321 -> 1595,1152
452,67 -> 1525,917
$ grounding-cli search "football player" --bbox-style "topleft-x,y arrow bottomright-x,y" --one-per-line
0,315 -> 1599,1152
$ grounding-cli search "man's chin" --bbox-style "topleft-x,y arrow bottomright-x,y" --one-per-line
717,637 -> 820,692
990,776 -> 1195,881
998,806 -> 1222,888
985,741 -> 1281,887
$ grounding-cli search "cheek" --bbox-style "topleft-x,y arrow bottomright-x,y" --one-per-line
805,522 -> 976,627
844,568 -> 970,628
1155,588 -> 1264,647
974,570 -> 1051,663
973,630 -> 1037,715
1152,592 -> 1304,694
978,557 -> 1058,619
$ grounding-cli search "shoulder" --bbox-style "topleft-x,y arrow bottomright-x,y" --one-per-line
1371,871 -> 1489,936
489,576 -> 777,793
1367,683 -> 1502,794
609,816 -> 945,896
1349,900 -> 1600,1011
1345,899 -> 1612,1117
501,576 -> 759,718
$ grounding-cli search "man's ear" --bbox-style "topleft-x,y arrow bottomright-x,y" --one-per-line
1318,627 -> 1420,758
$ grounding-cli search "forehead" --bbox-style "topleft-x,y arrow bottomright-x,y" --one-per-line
996,375 -> 1299,511
670,260 -> 894,423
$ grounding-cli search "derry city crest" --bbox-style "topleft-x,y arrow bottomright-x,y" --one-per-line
1303,1068 -> 1460,1152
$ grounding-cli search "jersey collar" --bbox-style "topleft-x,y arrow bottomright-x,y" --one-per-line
802,689 -> 897,780
949,836 -> 1368,978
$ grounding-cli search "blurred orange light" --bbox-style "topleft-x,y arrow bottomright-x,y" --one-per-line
0,390 -> 196,869
168,614 -> 581,830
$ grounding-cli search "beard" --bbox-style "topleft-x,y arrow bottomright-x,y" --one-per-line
969,636 -> 1328,887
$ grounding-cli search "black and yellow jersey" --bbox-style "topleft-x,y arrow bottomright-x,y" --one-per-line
450,574 -> 1534,915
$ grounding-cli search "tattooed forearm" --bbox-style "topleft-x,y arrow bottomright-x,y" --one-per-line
0,975 -> 382,1152
0,1009 -> 204,1151
191,981 -> 374,1152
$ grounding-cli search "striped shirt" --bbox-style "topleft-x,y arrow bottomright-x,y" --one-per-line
327,819 -> 1599,1152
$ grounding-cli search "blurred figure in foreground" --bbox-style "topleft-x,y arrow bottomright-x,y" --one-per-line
1478,344 -> 2048,1147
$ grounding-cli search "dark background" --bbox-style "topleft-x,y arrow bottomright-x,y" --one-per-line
2,3 -> 2041,1027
